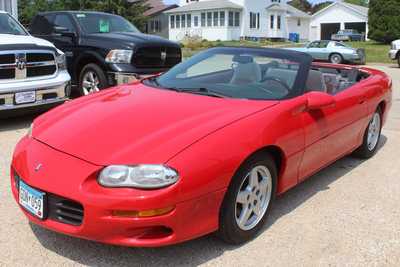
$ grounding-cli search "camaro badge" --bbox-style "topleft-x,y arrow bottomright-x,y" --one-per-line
35,163 -> 42,172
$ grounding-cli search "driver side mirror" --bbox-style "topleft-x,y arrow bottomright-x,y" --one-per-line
306,91 -> 336,110
54,26 -> 76,38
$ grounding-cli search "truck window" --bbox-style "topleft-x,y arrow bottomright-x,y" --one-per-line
30,14 -> 54,35
54,14 -> 76,33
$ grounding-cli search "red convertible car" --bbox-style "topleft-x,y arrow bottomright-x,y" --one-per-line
11,47 -> 392,247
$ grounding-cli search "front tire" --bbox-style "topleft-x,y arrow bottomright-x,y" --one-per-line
330,53 -> 343,64
217,153 -> 277,245
353,108 -> 382,159
79,63 -> 109,96
397,56 -> 400,68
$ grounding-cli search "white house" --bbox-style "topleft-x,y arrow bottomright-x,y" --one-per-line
0,0 -> 17,17
309,1 -> 369,41
165,0 -> 311,42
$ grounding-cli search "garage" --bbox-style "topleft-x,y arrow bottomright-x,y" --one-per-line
345,22 -> 367,35
309,2 -> 368,41
321,23 -> 340,40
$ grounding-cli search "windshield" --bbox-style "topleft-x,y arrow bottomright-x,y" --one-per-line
74,13 -> 140,34
149,48 -> 310,100
0,13 -> 28,35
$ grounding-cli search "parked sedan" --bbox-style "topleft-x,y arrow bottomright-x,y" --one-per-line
288,40 -> 366,64
11,47 -> 391,247
331,29 -> 365,42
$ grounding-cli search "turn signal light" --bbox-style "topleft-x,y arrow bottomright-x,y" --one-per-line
112,206 -> 175,218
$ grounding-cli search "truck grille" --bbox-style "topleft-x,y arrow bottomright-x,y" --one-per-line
132,47 -> 181,68
0,50 -> 57,82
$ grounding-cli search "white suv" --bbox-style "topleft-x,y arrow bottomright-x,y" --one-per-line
389,39 -> 400,67
0,11 -> 70,115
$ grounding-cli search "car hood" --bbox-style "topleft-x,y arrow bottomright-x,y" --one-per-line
0,34 -> 55,47
33,84 -> 278,166
86,32 -> 180,49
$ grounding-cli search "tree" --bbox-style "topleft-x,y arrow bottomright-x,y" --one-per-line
287,0 -> 313,13
368,0 -> 400,43
18,0 -> 150,31
311,1 -> 333,14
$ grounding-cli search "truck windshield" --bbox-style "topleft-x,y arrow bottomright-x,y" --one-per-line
0,13 -> 28,35
74,13 -> 140,34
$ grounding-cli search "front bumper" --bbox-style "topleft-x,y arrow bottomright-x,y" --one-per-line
108,72 -> 155,86
389,50 -> 398,60
345,54 -> 366,64
0,71 -> 71,111
11,137 -> 224,247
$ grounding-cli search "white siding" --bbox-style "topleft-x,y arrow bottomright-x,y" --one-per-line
0,0 -> 17,17
287,17 -> 310,41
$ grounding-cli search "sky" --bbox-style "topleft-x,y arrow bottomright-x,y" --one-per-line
163,0 -> 336,4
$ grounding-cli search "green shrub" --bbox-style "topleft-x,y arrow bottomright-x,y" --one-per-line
368,0 -> 400,43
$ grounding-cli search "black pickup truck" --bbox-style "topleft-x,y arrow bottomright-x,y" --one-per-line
29,11 -> 182,95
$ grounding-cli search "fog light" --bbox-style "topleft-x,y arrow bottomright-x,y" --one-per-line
112,206 -> 175,218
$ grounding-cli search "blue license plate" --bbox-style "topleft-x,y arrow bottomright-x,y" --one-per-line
19,180 -> 46,219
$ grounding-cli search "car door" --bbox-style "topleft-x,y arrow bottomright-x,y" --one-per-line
305,41 -> 321,59
298,70 -> 368,181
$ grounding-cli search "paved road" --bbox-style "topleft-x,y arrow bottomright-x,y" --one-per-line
1,65 -> 399,267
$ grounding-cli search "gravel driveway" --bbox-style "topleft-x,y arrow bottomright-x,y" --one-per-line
1,65 -> 399,267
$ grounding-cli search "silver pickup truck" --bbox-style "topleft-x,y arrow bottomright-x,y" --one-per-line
0,11 -> 70,115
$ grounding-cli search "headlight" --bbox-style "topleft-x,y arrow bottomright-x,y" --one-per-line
105,49 -> 133,64
56,52 -> 67,70
98,165 -> 179,189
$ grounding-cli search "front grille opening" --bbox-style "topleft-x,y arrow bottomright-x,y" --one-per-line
42,93 -> 58,100
0,54 -> 15,64
27,66 -> 56,78
0,69 -> 15,79
27,53 -> 54,62
48,195 -> 84,226
133,47 -> 181,68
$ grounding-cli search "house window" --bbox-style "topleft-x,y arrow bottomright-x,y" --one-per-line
150,20 -> 161,32
181,14 -> 186,28
250,12 -> 259,29
271,0 -> 281,2
297,18 -> 301,26
207,12 -> 212,27
176,15 -> 180,28
201,13 -> 206,27
213,11 -> 219,26
220,11 -> 225,26
270,15 -> 274,29
277,15 -> 281,30
170,15 -> 175,29
234,12 -> 240,27
228,11 -> 234,27
187,14 -> 191,27
194,16 -> 199,27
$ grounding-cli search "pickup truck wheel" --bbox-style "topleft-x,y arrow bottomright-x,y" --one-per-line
398,56 -> 400,68
330,53 -> 343,64
79,64 -> 108,96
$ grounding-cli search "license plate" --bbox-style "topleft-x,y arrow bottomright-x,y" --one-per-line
19,180 -> 45,219
15,91 -> 36,104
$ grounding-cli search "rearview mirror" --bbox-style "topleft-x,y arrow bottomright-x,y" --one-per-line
306,91 -> 335,110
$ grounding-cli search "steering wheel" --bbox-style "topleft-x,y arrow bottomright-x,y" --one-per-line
259,76 -> 291,95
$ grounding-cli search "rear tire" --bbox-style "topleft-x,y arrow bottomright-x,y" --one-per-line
353,108 -> 382,159
79,63 -> 109,96
217,153 -> 277,245
330,53 -> 343,64
397,56 -> 400,68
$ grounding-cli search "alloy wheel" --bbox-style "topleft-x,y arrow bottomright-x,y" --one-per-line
367,112 -> 381,151
82,71 -> 100,95
235,165 -> 272,231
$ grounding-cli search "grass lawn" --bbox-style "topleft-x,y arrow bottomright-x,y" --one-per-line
348,41 -> 391,64
182,40 -> 392,64
182,40 -> 295,58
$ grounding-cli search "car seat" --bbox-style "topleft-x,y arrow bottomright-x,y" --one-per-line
230,55 -> 262,85
305,70 -> 327,93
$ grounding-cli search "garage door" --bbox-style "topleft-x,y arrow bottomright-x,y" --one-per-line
345,22 -> 367,34
321,23 -> 340,40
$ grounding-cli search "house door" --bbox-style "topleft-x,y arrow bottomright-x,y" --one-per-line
320,23 -> 340,40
